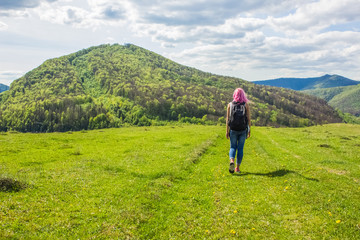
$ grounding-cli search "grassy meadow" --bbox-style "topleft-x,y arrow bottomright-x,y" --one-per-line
1,124 -> 359,239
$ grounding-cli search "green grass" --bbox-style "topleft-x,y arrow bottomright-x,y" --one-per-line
1,124 -> 359,239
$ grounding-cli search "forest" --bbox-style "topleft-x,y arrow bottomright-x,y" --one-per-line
0,44 -> 342,132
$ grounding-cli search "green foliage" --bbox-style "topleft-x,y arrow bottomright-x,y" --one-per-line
304,84 -> 360,117
0,44 -> 343,132
329,84 -> 360,116
336,110 -> 360,124
1,124 -> 359,238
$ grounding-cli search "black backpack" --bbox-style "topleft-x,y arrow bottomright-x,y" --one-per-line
229,101 -> 247,131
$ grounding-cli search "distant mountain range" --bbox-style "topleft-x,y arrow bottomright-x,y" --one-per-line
253,74 -> 360,117
0,44 -> 342,132
253,74 -> 359,91
0,83 -> 9,93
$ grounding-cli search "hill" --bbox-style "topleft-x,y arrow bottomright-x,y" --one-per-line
0,83 -> 9,93
304,84 -> 360,116
1,124 -> 359,238
253,74 -> 359,91
0,44 -> 342,132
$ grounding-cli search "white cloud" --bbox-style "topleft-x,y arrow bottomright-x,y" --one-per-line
87,0 -> 129,20
1,0 -> 360,83
0,0 -> 60,19
112,0 -> 311,26
131,16 -> 267,48
0,0 -> 45,10
0,71 -> 25,85
167,29 -> 360,80
30,0 -> 131,29
0,9 -> 30,18
0,21 -> 8,31
34,3 -> 95,28
270,0 -> 360,35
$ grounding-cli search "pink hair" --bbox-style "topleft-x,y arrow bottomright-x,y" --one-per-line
233,88 -> 248,103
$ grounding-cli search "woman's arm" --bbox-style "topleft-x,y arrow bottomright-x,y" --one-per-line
246,102 -> 251,138
245,102 -> 251,127
226,104 -> 230,139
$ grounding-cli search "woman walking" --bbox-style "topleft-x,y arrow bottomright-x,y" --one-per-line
226,88 -> 251,173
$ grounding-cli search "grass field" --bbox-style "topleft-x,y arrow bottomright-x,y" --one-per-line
1,124 -> 359,239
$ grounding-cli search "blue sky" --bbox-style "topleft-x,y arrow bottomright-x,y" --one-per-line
1,0 -> 360,86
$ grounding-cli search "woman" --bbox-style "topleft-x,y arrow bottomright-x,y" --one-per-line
226,88 -> 251,173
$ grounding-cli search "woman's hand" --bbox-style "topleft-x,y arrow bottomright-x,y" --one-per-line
226,131 -> 230,139
247,129 -> 251,139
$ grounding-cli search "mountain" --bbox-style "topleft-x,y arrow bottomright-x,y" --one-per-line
304,84 -> 360,116
0,44 -> 342,132
253,74 -> 359,91
0,83 -> 9,93
253,74 -> 360,118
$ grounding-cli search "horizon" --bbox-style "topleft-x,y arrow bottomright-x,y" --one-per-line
1,0 -> 360,85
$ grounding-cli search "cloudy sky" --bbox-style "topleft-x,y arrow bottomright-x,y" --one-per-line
1,0 -> 360,86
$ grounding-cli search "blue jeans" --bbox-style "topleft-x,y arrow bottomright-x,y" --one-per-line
229,129 -> 247,165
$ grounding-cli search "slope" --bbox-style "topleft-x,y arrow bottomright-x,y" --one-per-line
0,44 -> 342,132
304,84 -> 360,116
253,74 -> 359,91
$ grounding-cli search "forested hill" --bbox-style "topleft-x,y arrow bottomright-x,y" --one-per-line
253,74 -> 359,90
0,44 -> 342,132
304,84 -> 360,117
0,83 -> 9,93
